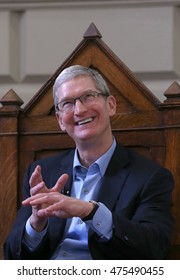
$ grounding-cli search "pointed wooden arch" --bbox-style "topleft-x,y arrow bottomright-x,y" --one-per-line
23,22 -> 161,116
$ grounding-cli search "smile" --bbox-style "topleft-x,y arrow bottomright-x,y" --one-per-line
77,117 -> 94,126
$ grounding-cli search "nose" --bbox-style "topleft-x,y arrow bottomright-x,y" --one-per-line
74,99 -> 87,114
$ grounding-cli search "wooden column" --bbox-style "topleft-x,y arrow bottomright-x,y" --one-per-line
0,90 -> 23,260
161,82 -> 180,259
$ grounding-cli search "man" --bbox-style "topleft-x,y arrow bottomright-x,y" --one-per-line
4,65 -> 174,260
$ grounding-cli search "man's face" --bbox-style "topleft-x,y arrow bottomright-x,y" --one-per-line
56,75 -> 116,145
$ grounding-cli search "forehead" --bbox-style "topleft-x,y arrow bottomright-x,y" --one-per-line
57,75 -> 97,99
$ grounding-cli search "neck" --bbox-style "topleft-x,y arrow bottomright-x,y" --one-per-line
76,134 -> 114,167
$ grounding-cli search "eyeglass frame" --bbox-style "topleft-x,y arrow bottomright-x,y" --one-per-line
55,91 -> 108,112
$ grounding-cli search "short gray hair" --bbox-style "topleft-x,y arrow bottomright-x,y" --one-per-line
53,65 -> 110,110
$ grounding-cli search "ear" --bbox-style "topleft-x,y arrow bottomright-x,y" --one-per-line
107,95 -> 116,117
56,112 -> 66,132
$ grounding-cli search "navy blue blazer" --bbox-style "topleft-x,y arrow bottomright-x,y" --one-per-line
4,143 -> 174,259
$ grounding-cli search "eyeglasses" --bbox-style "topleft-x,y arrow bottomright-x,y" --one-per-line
56,91 -> 107,113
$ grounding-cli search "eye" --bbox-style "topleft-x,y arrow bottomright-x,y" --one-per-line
61,100 -> 74,108
84,92 -> 95,101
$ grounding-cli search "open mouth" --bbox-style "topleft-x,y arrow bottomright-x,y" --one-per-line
77,117 -> 94,126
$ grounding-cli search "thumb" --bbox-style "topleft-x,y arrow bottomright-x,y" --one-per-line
50,173 -> 69,193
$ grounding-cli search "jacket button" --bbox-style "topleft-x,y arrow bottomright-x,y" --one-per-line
16,252 -> 21,259
123,235 -> 129,241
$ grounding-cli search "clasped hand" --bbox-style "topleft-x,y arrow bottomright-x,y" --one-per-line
22,165 -> 93,231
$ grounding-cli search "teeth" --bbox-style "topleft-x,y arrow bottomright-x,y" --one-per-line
78,117 -> 93,125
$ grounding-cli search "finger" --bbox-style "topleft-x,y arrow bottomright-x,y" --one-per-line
30,181 -> 45,196
22,198 -> 31,206
29,165 -> 43,188
51,173 -> 69,193
45,200 -> 64,212
22,192 -> 46,205
23,192 -> 59,206
37,208 -> 55,218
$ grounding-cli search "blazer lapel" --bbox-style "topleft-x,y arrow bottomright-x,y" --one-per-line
50,149 -> 75,196
97,144 -> 130,210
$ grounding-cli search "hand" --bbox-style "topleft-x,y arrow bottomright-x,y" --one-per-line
23,165 -> 69,231
23,191 -> 94,220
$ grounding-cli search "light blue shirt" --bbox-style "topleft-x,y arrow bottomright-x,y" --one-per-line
24,139 -> 116,259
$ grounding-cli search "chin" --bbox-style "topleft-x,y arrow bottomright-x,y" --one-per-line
75,132 -> 97,142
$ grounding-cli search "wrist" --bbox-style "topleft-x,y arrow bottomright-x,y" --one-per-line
82,200 -> 100,221
30,215 -> 48,232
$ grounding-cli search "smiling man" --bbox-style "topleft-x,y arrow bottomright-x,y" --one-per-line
4,65 -> 174,260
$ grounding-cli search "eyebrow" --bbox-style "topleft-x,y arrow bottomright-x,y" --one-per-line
59,89 -> 99,102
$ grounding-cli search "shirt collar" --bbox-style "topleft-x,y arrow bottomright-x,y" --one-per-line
73,138 -> 116,178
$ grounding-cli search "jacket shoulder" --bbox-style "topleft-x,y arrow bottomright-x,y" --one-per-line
27,148 -> 75,174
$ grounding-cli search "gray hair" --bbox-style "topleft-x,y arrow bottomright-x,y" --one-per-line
53,65 -> 110,110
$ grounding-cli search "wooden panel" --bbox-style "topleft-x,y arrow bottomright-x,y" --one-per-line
0,117 -> 18,259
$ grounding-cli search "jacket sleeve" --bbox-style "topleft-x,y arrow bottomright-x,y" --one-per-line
3,153 -> 70,260
89,166 -> 174,260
